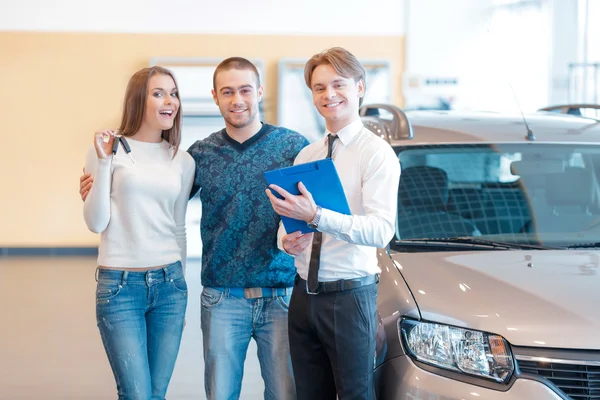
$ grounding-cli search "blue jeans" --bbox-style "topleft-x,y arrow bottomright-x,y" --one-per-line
96,261 -> 187,400
201,287 -> 296,400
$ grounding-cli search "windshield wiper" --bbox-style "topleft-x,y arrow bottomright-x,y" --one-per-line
396,237 -> 554,250
447,237 -> 556,250
565,242 -> 600,249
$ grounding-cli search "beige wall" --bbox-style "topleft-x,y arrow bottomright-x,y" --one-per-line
0,32 -> 405,247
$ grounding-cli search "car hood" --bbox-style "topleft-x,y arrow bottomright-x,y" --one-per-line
391,250 -> 600,349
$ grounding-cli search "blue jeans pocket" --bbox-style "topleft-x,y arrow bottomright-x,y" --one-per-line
276,294 -> 291,310
201,287 -> 223,308
169,276 -> 188,293
96,281 -> 123,304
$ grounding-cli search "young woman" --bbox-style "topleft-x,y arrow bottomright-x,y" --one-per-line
83,66 -> 195,399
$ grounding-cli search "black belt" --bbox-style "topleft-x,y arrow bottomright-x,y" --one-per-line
296,273 -> 379,295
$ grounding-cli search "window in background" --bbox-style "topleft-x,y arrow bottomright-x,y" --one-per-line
479,0 -> 551,112
570,0 -> 600,116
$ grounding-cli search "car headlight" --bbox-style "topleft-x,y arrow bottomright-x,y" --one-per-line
399,319 -> 514,383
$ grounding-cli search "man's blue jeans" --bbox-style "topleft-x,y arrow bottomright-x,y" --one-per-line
201,286 -> 296,400
96,261 -> 187,400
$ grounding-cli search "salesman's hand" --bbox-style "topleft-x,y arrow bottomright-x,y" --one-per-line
265,182 -> 317,222
282,231 -> 314,256
80,169 -> 94,202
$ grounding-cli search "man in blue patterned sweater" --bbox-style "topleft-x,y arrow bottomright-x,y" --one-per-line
187,57 -> 308,400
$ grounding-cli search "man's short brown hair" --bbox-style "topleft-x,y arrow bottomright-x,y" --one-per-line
213,57 -> 260,90
304,47 -> 366,105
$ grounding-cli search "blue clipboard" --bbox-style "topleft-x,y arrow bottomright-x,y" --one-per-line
264,158 -> 351,234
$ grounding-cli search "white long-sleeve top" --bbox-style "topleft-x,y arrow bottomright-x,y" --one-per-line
83,138 -> 195,270
278,118 -> 401,281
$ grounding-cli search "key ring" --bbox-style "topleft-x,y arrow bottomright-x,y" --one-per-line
109,130 -> 135,164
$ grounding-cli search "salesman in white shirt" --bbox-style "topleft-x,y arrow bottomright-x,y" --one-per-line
265,47 -> 401,400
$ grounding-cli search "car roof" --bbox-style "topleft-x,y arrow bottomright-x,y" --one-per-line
386,110 -> 600,146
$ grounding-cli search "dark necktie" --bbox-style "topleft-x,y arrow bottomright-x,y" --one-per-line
307,134 -> 337,293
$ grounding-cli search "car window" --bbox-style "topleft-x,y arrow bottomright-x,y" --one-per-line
403,149 -> 521,183
395,144 -> 600,247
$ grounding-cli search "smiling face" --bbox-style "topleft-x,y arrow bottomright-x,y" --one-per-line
141,73 -> 180,133
212,68 -> 263,130
309,63 -> 364,133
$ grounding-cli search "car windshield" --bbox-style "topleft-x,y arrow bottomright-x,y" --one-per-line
394,143 -> 600,248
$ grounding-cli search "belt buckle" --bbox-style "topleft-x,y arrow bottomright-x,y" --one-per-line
244,287 -> 263,299
306,280 -> 321,295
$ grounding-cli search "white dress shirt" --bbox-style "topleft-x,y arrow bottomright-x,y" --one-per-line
278,118 -> 401,281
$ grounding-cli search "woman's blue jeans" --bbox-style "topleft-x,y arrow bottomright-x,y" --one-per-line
95,261 -> 187,400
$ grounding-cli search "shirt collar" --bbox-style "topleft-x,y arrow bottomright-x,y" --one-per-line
325,117 -> 363,146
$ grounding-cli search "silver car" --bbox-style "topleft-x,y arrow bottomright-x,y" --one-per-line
364,104 -> 600,399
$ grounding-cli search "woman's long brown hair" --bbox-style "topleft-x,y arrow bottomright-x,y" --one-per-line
118,66 -> 182,156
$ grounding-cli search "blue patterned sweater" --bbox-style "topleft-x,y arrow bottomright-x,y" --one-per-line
187,123 -> 309,288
